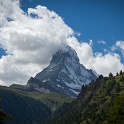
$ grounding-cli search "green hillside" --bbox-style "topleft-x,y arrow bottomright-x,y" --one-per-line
48,71 -> 124,124
0,88 -> 52,124
0,85 -> 73,124
1,72 -> 124,124
0,85 -> 73,112
23,92 -> 73,112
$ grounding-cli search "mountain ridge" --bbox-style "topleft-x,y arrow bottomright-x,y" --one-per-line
31,46 -> 97,97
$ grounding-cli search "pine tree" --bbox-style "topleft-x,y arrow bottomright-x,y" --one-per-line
116,73 -> 119,76
109,72 -> 113,78
120,70 -> 123,75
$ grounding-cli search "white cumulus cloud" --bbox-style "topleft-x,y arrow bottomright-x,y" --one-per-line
115,41 -> 124,56
0,0 -> 73,85
68,39 -> 124,76
0,0 -> 124,86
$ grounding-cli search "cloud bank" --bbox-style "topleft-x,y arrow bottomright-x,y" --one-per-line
0,0 -> 124,86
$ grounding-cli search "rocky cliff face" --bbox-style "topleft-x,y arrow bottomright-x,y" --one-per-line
28,46 -> 97,97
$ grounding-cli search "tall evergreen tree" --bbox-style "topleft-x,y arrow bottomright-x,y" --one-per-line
120,70 -> 123,75
116,72 -> 119,76
109,72 -> 113,78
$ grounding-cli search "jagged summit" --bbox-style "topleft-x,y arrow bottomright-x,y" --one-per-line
28,45 -> 97,97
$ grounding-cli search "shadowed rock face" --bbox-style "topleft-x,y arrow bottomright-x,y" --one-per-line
29,46 -> 97,97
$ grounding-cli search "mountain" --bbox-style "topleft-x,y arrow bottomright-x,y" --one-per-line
0,45 -> 98,123
0,85 -> 73,124
0,86 -> 52,124
1,84 -> 73,111
26,77 -> 60,93
28,46 -> 97,97
48,72 -> 124,124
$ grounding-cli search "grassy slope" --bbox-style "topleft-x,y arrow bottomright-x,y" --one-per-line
0,86 -> 73,112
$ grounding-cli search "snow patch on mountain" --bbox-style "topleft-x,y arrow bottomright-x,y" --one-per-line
34,45 -> 97,97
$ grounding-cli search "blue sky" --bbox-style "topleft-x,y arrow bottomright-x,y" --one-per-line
0,0 -> 124,86
20,0 -> 124,54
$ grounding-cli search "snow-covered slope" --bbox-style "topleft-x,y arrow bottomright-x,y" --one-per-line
31,46 -> 97,97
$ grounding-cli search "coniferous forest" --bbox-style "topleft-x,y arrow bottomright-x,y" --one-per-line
48,71 -> 124,124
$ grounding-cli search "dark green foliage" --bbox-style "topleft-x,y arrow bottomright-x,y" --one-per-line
0,89 -> 52,124
0,85 -> 73,124
120,75 -> 124,82
106,95 -> 124,124
109,72 -> 113,78
6,85 -> 73,112
47,101 -> 81,124
120,70 -> 123,75
81,85 -> 87,93
98,75 -> 103,79
116,72 -> 119,76
115,83 -> 121,93
0,107 -> 11,124
48,73 -> 124,124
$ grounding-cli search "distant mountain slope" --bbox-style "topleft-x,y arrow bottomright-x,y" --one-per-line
0,87 -> 52,124
32,46 -> 97,97
0,86 -> 73,124
9,84 -> 73,112
48,72 -> 124,124
1,84 -> 73,112
26,77 -> 61,93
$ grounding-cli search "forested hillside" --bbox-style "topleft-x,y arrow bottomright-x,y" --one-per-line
0,88 -> 52,124
0,79 -> 73,124
48,71 -> 124,124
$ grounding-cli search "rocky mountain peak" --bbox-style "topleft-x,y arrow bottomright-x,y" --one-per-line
28,45 -> 97,97
50,45 -> 79,65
